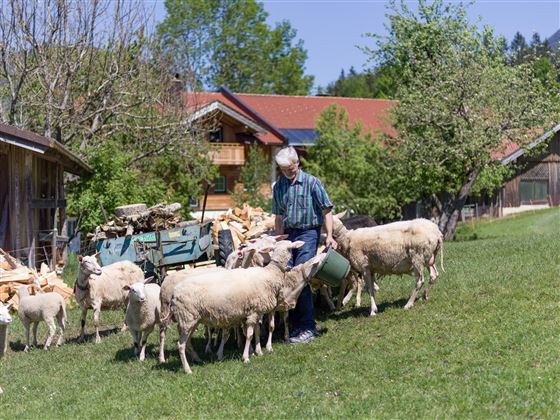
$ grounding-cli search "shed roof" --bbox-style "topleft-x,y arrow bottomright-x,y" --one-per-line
0,123 -> 92,175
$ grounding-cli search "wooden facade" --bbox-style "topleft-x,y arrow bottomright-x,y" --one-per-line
501,131 -> 560,208
192,106 -> 281,212
0,124 -> 90,268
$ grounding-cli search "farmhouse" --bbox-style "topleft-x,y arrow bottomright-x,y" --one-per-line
183,86 -> 395,213
0,123 -> 91,268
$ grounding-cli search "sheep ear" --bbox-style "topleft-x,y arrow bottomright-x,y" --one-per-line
334,210 -> 347,219
290,241 -> 305,249
78,255 -> 83,262
123,285 -> 131,291
94,251 -> 101,258
259,246 -> 273,254
273,234 -> 289,241
144,276 -> 155,284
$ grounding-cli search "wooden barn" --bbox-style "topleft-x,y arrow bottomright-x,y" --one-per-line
499,124 -> 560,215
0,123 -> 91,268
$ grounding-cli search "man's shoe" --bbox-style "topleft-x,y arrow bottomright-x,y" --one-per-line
289,329 -> 317,344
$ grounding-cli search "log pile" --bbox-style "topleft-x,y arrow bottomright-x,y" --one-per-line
211,203 -> 275,250
88,203 -> 184,242
0,249 -> 74,311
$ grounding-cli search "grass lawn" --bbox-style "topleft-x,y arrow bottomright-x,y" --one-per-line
1,208 -> 558,418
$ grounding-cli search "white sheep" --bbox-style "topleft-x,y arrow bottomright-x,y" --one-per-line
74,254 -> 145,343
264,253 -> 327,350
0,303 -> 12,325
332,214 -> 443,316
15,285 -> 66,351
124,281 -> 161,361
170,240 -> 305,373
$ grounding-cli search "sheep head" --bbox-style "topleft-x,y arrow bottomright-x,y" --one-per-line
124,282 -> 146,303
78,254 -> 103,276
0,304 -> 12,325
268,240 -> 304,270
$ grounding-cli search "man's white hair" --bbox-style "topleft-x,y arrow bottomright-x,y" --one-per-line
275,146 -> 299,167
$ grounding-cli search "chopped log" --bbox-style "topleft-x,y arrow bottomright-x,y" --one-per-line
0,249 -> 18,270
114,203 -> 148,218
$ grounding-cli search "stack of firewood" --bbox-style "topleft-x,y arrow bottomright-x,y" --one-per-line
211,203 -> 275,250
0,249 -> 74,311
88,203 -> 184,242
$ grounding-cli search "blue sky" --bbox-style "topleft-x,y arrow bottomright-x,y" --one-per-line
148,0 -> 560,93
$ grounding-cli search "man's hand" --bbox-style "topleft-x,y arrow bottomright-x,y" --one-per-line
325,235 -> 338,250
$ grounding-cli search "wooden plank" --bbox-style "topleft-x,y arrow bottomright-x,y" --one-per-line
25,152 -> 35,268
0,249 -> 18,269
12,148 -> 22,258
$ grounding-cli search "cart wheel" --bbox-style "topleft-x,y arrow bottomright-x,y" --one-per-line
217,229 -> 234,267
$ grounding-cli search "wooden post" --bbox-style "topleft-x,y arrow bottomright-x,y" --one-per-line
11,149 -> 22,259
51,209 -> 58,271
58,165 -> 68,265
25,153 -> 35,268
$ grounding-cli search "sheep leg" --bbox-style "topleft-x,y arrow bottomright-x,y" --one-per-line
364,270 -> 378,316
242,324 -> 255,363
341,273 -> 355,307
56,311 -> 65,347
404,267 -> 424,310
254,321 -> 263,356
131,329 -> 141,356
32,322 -> 39,347
79,307 -> 88,342
139,328 -> 152,362
44,319 -> 57,350
321,286 -> 336,311
93,308 -> 101,344
158,324 -> 167,363
266,312 -> 275,352
355,276 -> 363,308
336,276 -> 349,310
204,327 -> 213,355
235,326 -> 243,349
423,255 -> 439,301
177,322 -> 198,374
283,312 -> 290,343
187,335 -> 202,363
217,329 -> 230,361
23,320 -> 31,352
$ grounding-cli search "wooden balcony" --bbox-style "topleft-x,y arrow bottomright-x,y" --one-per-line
209,143 -> 245,165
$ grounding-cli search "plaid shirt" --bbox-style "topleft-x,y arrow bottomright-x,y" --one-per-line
272,170 -> 333,229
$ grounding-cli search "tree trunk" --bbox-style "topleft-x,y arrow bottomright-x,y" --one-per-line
438,168 -> 481,240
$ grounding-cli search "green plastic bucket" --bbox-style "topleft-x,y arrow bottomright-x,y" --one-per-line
315,247 -> 351,287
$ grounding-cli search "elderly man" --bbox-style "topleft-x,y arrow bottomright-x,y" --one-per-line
272,146 -> 337,344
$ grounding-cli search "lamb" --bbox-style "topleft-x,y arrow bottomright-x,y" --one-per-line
170,240 -> 307,373
124,281 -> 161,361
0,303 -> 12,325
74,254 -> 145,343
332,214 -> 443,316
15,285 -> 66,351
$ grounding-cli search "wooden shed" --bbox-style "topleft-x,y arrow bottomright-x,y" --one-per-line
500,124 -> 560,212
0,123 -> 91,268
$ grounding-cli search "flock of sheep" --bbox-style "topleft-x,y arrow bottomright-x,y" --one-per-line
0,213 -> 444,374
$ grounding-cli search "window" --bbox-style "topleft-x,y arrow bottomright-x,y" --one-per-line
209,128 -> 223,142
519,180 -> 548,203
214,176 -> 226,193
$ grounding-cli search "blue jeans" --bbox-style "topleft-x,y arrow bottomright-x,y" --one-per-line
286,227 -> 320,333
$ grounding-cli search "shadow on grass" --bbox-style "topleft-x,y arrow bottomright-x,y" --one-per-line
319,297 -> 409,321
65,326 -> 121,345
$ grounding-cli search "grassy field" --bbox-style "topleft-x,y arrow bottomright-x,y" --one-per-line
1,208 -> 559,418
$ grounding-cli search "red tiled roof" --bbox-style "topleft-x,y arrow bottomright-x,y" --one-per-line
236,93 -> 397,138
491,138 -> 520,161
180,91 -> 285,145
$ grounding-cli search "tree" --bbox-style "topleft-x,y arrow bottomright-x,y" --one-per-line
365,0 -> 558,239
0,0 -> 220,228
157,0 -> 313,94
510,31 -> 528,63
231,146 -> 271,211
323,65 -> 399,99
304,105 -> 410,221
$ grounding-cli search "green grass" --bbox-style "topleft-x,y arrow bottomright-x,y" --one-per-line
1,209 -> 559,418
